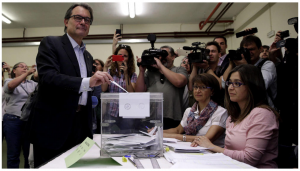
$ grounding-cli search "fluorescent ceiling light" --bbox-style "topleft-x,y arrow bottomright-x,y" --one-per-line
2,15 -> 11,24
135,2 -> 143,15
121,2 -> 129,15
129,2 -> 135,18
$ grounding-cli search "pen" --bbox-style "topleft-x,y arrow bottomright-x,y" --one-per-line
145,126 -> 149,129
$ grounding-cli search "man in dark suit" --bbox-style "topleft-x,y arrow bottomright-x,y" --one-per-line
28,3 -> 113,168
213,36 -> 230,70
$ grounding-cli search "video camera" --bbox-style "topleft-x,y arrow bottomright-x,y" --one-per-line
228,47 -> 251,64
137,34 -> 168,68
183,42 -> 210,63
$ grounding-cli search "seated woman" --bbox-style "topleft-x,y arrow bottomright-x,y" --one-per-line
191,64 -> 279,168
162,73 -> 228,147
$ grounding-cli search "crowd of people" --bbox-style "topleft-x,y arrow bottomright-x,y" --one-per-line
2,3 -> 298,169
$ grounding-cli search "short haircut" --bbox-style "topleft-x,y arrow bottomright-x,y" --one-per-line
64,3 -> 93,33
160,45 -> 176,56
192,73 -> 221,105
240,35 -> 262,49
213,36 -> 227,45
205,41 -> 221,53
262,45 -> 270,50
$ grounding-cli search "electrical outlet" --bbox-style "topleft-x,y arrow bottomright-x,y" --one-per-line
267,30 -> 275,38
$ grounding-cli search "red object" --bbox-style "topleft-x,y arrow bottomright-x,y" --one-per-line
112,55 -> 124,61
199,3 -> 222,30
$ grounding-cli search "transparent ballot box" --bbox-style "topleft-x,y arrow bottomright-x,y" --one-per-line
100,93 -> 163,157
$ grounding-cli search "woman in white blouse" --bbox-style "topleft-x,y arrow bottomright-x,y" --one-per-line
162,73 -> 228,147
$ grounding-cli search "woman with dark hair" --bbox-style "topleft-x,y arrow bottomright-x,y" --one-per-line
160,73 -> 228,147
102,44 -> 137,130
191,64 -> 279,168
3,62 -> 37,168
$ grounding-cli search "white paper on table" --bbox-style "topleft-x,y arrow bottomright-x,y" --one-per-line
119,93 -> 150,118
164,142 -> 208,150
163,138 -> 179,143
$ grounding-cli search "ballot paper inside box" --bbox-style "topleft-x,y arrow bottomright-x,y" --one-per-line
100,93 -> 163,157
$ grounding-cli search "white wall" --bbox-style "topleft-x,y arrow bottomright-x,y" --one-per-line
2,2 -> 298,80
227,3 -> 298,49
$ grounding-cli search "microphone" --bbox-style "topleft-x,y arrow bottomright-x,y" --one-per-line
183,46 -> 193,50
236,27 -> 258,38
92,96 -> 98,108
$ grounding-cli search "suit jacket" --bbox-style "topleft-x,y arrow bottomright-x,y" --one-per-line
29,34 -> 93,150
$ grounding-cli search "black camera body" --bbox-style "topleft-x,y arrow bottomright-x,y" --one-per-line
280,30 -> 290,39
140,49 -> 168,66
183,42 -> 210,63
138,34 -> 168,70
228,47 -> 251,64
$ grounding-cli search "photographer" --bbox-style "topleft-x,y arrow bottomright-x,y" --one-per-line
188,41 -> 223,92
136,45 -> 188,129
222,35 -> 277,108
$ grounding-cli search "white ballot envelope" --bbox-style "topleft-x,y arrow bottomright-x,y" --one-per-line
119,93 -> 150,118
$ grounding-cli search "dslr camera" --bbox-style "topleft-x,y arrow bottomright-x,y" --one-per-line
228,47 -> 251,64
138,34 -> 168,68
183,42 -> 210,63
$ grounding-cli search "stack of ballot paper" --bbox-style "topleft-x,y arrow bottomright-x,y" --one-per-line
164,152 -> 256,169
163,142 -> 208,153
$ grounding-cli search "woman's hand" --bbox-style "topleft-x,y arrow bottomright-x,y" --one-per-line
27,65 -> 36,75
104,55 -> 113,69
113,31 -> 121,47
190,136 -> 214,148
119,61 -> 128,74
3,62 -> 10,72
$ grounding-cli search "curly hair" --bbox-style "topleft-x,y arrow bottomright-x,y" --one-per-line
110,46 -> 135,78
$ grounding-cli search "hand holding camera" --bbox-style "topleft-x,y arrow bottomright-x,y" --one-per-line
104,55 -> 113,71
119,62 -> 127,74
2,62 -> 11,72
27,65 -> 37,75
193,60 -> 209,69
136,56 -> 146,73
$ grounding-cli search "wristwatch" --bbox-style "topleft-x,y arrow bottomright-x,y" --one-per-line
183,134 -> 186,142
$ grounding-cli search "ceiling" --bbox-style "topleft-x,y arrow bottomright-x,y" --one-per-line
2,2 -> 249,29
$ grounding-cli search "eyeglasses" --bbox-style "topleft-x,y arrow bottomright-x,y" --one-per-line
17,65 -> 28,70
193,85 -> 211,91
70,15 -> 93,25
225,81 -> 245,88
119,44 -> 131,49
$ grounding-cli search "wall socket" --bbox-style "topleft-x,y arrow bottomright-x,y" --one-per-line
267,30 -> 275,38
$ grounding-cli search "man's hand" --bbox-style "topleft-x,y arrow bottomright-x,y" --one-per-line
233,54 -> 248,66
136,56 -> 146,73
243,28 -> 256,38
192,60 -> 209,69
151,57 -> 164,70
90,71 -> 113,88
274,30 -> 282,43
